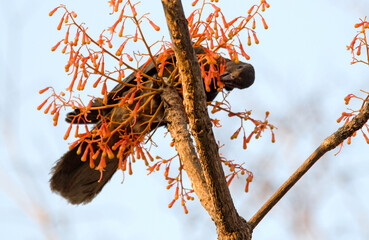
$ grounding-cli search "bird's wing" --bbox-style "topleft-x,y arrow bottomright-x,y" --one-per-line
65,54 -> 168,123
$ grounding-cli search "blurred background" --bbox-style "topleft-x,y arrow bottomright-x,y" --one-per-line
0,0 -> 368,239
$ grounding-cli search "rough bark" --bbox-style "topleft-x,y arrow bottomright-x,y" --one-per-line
161,86 -> 215,216
161,0 -> 251,239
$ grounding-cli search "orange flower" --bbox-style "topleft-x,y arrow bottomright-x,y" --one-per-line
148,19 -> 160,31
39,87 -> 50,94
49,7 -> 58,16
57,15 -> 64,30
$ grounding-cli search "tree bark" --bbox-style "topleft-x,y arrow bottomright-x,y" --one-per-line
161,0 -> 251,239
161,86 -> 215,216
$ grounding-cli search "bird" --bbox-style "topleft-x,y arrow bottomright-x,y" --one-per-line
50,45 -> 255,204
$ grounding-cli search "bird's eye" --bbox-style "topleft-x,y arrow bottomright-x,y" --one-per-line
237,65 -> 244,69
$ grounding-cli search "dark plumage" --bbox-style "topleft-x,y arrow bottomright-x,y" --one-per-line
50,46 -> 255,204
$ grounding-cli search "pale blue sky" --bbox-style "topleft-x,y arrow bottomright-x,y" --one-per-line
0,0 -> 369,239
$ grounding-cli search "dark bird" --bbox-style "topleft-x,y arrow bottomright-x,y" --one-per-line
50,46 -> 255,204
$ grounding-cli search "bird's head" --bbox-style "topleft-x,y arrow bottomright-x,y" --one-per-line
220,61 -> 255,91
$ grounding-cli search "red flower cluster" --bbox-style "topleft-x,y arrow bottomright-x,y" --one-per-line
347,17 -> 369,65
335,91 -> 369,155
40,0 -> 271,213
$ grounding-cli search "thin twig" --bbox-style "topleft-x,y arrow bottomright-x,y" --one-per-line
249,100 -> 369,229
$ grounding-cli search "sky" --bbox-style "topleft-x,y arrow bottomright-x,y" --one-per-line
0,0 -> 369,239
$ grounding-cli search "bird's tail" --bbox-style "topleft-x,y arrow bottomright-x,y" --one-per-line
50,139 -> 120,205
50,85 -> 164,204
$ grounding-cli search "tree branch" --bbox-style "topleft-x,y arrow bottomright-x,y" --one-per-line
161,1 -> 251,239
249,100 -> 369,229
161,86 -> 215,216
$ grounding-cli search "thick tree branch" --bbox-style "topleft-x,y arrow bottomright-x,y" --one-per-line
161,86 -> 215,216
161,1 -> 251,239
249,101 -> 369,229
